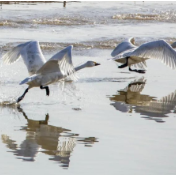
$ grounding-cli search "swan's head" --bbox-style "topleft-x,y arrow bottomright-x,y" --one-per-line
130,37 -> 135,45
86,61 -> 100,67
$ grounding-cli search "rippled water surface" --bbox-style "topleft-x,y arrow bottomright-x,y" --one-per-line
0,1 -> 176,175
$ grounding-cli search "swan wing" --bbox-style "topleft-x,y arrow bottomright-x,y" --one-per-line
136,89 -> 176,117
37,45 -> 77,80
120,77 -> 146,93
159,89 -> 176,105
2,41 -> 46,75
133,60 -> 147,69
111,37 -> 136,57
2,41 -> 31,64
111,102 -> 130,113
129,77 -> 146,93
131,40 -> 176,69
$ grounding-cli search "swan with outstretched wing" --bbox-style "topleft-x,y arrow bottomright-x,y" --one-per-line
111,38 -> 176,73
2,41 -> 100,103
110,77 -> 176,118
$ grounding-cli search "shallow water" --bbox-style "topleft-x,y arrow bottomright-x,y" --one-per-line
0,1 -> 176,175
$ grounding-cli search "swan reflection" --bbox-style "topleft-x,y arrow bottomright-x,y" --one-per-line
109,77 -> 176,122
1,107 -> 98,168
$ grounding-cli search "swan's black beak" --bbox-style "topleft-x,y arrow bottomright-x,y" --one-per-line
95,63 -> 100,66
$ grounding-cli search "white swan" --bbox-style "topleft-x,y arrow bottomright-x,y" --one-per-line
111,38 -> 176,73
2,41 -> 100,102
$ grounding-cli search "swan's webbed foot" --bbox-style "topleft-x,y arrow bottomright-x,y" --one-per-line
137,70 -> 146,74
129,67 -> 146,74
118,63 -> 128,68
17,96 -> 24,103
40,86 -> 50,96
118,57 -> 129,68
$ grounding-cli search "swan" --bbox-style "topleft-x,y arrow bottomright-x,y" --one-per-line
110,77 -> 154,107
2,107 -> 97,165
109,77 -> 176,121
2,41 -> 100,102
1,109 -> 75,164
110,38 -> 176,73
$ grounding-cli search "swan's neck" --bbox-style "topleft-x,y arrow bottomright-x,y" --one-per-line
75,63 -> 87,72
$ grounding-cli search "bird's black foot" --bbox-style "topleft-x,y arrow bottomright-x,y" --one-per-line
118,57 -> 129,68
46,87 -> 49,96
17,96 -> 24,103
129,67 -> 146,74
16,88 -> 29,103
137,70 -> 146,74
40,86 -> 50,96
118,63 -> 128,68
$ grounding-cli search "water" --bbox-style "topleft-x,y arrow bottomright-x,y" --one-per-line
0,1 -> 176,174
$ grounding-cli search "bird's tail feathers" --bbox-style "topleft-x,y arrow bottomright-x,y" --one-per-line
19,74 -> 37,85
20,77 -> 31,85
107,57 -> 114,61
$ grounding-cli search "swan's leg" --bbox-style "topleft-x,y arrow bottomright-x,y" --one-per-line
17,106 -> 28,120
44,114 -> 49,124
118,57 -> 129,68
38,114 -> 49,125
40,85 -> 50,96
17,88 -> 29,103
129,67 -> 145,74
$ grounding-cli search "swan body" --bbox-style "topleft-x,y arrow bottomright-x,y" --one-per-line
20,60 -> 99,88
2,41 -> 100,102
111,38 -> 176,73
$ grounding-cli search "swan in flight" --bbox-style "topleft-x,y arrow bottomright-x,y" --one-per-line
110,38 -> 176,73
2,107 -> 98,165
2,41 -> 100,103
109,77 -> 176,122
110,77 -> 154,108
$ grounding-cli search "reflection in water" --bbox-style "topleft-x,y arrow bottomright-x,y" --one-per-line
0,100 -> 20,116
109,77 -> 176,123
1,107 -> 98,168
